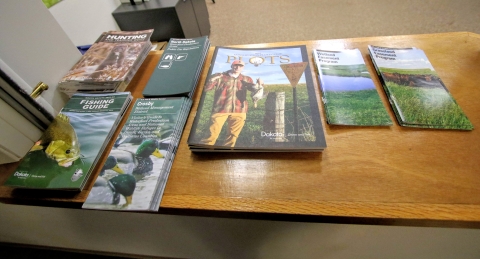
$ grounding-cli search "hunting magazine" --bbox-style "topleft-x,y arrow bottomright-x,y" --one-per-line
188,45 -> 327,151
58,29 -> 153,96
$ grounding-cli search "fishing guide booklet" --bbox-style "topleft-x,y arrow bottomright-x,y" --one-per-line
4,92 -> 132,191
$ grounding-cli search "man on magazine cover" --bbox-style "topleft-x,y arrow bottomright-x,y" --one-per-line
200,60 -> 264,147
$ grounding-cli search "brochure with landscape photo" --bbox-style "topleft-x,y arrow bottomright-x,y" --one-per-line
368,45 -> 473,130
313,48 -> 392,126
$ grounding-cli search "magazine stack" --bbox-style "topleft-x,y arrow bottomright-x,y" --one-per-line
187,45 -> 327,152
83,97 -> 192,211
58,29 -> 153,97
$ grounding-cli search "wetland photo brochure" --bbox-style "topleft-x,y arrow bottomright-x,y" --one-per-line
4,92 -> 133,190
368,45 -> 473,130
313,48 -> 392,126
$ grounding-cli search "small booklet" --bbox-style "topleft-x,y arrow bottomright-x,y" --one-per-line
368,45 -> 473,130
143,36 -> 210,98
313,49 -> 392,126
83,97 -> 192,211
4,92 -> 133,191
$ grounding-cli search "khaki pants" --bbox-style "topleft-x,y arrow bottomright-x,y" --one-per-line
201,113 -> 246,147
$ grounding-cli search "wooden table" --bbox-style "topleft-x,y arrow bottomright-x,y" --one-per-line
1,32 -> 480,228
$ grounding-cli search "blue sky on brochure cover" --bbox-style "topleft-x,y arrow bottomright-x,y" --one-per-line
210,47 -> 306,85
371,47 -> 436,70
317,49 -> 376,92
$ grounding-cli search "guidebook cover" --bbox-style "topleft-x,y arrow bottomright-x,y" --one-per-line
83,97 -> 192,211
313,49 -> 392,126
187,45 -> 326,151
4,92 -> 132,190
58,29 -> 153,93
368,45 -> 473,130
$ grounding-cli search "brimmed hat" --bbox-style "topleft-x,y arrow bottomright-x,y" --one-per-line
231,60 -> 245,66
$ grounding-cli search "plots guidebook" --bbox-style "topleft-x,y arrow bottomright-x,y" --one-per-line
4,92 -> 133,191
368,45 -> 473,130
83,97 -> 192,211
313,49 -> 392,126
187,45 -> 327,151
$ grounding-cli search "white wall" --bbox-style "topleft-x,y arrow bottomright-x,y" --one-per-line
49,0 -> 122,46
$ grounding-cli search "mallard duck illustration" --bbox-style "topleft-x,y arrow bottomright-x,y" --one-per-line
100,155 -> 125,176
110,139 -> 164,176
87,174 -> 136,207
30,113 -> 80,167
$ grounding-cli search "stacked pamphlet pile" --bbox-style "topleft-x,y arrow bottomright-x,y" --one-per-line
187,45 -> 327,151
143,36 -> 210,98
83,97 -> 192,211
4,92 -> 133,191
368,45 -> 473,130
58,29 -> 153,97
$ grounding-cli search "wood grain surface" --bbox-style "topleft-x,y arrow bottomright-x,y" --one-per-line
1,32 -> 479,227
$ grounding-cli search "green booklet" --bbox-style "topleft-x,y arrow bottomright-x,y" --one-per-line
4,92 -> 132,191
187,45 -> 327,151
368,45 -> 473,130
83,97 -> 192,211
142,36 -> 210,98
313,49 -> 392,126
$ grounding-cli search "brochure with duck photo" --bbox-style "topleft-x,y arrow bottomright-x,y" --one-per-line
4,92 -> 133,191
313,49 -> 392,126
187,45 -> 327,151
83,97 -> 192,211
368,45 -> 473,130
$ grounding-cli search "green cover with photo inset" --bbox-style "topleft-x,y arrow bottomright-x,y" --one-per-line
368,45 -> 473,130
4,92 -> 132,191
143,36 -> 210,98
313,49 -> 392,126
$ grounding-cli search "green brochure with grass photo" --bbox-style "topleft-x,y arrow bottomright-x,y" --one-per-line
313,49 -> 392,126
368,45 -> 473,130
